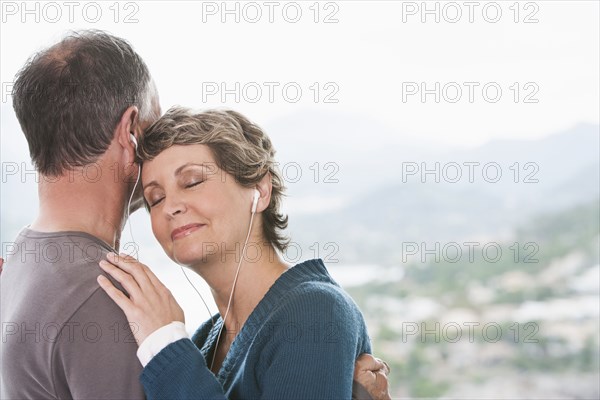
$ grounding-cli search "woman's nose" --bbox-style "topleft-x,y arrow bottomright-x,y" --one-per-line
163,196 -> 187,217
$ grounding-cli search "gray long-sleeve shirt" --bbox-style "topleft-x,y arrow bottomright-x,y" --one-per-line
1,228 -> 145,399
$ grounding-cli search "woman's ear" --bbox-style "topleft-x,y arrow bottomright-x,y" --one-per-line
254,172 -> 273,213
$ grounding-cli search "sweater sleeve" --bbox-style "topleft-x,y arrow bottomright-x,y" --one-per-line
137,321 -> 189,367
140,338 -> 226,400
139,283 -> 370,400
256,284 -> 370,400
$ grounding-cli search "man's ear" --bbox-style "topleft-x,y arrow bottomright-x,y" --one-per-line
115,106 -> 139,162
254,172 -> 273,213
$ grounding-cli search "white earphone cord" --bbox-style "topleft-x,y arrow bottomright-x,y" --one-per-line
125,163 -> 141,246
180,267 -> 215,328
210,208 -> 256,371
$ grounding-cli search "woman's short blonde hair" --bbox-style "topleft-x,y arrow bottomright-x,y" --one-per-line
138,106 -> 290,252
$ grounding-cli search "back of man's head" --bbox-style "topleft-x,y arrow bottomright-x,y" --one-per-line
12,30 -> 158,177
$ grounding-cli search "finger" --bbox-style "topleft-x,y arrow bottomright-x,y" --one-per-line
99,259 -> 142,299
380,360 -> 391,375
97,275 -> 135,316
372,357 -> 388,371
375,370 -> 389,386
136,260 -> 164,290
373,371 -> 391,400
106,252 -> 153,290
373,358 -> 390,375
113,253 -> 172,298
356,353 -> 385,372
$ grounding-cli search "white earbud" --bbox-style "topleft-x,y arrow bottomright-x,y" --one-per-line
251,189 -> 260,213
129,133 -> 138,149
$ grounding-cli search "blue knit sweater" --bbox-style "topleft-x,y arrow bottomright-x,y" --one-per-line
139,259 -> 372,399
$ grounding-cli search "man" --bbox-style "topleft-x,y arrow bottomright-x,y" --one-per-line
0,30 -> 390,399
1,30 -> 160,399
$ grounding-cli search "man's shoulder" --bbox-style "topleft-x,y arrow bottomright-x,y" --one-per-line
6,228 -> 114,274
1,228 -> 125,330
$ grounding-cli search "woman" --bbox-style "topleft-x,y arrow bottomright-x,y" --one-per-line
97,107 -> 389,399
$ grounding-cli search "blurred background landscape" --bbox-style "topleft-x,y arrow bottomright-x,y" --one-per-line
3,103 -> 598,398
2,1 -> 599,398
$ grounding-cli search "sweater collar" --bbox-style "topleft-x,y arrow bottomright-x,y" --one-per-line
199,259 -> 334,383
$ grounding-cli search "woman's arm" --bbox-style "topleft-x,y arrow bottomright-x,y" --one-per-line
96,252 -> 229,399
97,253 -> 390,399
140,338 -> 226,399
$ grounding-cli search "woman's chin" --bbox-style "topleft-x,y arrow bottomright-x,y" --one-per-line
171,248 -> 208,267
167,239 -> 203,264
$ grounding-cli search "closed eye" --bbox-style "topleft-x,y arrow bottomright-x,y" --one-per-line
185,181 -> 203,189
149,197 -> 164,207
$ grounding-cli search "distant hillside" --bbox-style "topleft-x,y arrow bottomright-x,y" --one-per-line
288,123 -> 599,265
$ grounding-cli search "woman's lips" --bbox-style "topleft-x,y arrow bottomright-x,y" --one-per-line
171,224 -> 205,241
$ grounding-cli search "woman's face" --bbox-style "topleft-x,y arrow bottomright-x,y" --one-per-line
141,144 -> 255,267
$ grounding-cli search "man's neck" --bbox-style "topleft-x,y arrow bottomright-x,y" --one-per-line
30,166 -> 130,250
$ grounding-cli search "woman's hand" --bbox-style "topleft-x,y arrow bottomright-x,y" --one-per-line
97,252 -> 185,346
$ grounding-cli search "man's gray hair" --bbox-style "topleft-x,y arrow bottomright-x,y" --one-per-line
12,30 -> 159,176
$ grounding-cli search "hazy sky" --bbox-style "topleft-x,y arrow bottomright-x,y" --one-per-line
1,0 -> 599,148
